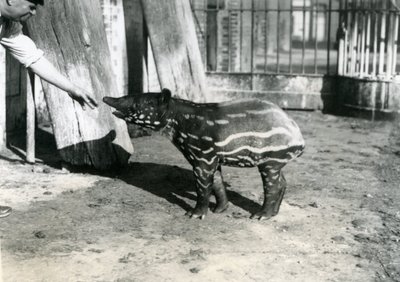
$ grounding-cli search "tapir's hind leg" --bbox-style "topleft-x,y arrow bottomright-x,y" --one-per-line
212,165 -> 229,213
251,163 -> 287,220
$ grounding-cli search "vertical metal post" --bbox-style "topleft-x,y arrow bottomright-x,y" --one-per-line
372,0 -> 378,76
314,0 -> 319,74
228,5 -> 232,72
378,0 -> 386,75
264,0 -> 268,72
277,0 -> 281,73
359,0 -> 366,76
386,9 -> 394,80
327,0 -> 332,74
344,0 -> 349,75
289,0 -> 293,73
251,0 -> 254,74
365,0 -> 371,75
240,0 -> 243,72
302,0 -> 306,73
392,12 -> 399,74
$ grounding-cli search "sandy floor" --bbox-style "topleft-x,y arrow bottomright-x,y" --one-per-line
0,110 -> 399,282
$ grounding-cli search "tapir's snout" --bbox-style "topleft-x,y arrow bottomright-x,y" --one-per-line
103,96 -> 133,119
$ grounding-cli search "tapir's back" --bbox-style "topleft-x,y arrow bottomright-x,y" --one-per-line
205,99 -> 305,153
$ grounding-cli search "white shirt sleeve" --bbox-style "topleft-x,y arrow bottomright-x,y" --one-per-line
0,21 -> 44,68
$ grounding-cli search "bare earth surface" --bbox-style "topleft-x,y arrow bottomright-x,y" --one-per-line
0,111 -> 399,282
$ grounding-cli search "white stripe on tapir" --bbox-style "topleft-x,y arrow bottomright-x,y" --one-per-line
202,147 -> 214,154
215,127 -> 293,147
190,153 -> 217,165
217,142 -> 303,156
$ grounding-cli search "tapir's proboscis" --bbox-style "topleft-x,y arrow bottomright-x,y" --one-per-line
103,89 -> 305,220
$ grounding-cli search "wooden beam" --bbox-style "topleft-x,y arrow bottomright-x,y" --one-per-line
0,46 -> 5,150
26,73 -> 35,163
123,0 -> 144,94
140,0 -> 212,102
25,0 -> 134,169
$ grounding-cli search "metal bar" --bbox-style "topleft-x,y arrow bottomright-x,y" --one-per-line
359,0 -> 366,76
344,0 -> 349,75
364,0 -> 371,75
240,0 -> 243,72
251,0 -> 254,74
289,0 -> 293,73
203,70 -> 329,76
378,0 -> 386,75
327,0 -> 332,74
386,10 -> 394,79
392,13 -> 399,74
337,0 -> 344,75
356,3 -> 362,74
204,0 -> 208,70
302,0 -> 306,73
277,0 -> 281,73
350,1 -> 359,76
264,0 -> 268,72
372,0 -> 378,76
228,9 -> 231,72
314,0 -> 318,74
193,7 -> 389,13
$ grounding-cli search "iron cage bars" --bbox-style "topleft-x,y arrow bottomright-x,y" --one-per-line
191,0 -> 400,79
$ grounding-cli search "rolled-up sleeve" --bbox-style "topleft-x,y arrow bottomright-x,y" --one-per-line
0,22 -> 44,68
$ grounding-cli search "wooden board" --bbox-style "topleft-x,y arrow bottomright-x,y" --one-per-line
0,46 -> 5,150
140,0 -> 212,102
25,0 -> 133,169
123,0 -> 145,94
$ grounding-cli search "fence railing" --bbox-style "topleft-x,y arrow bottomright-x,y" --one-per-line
191,0 -> 341,76
191,0 -> 400,80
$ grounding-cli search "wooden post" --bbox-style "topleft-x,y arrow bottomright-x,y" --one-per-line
26,72 -> 35,163
140,0 -> 212,102
0,46 -> 5,151
25,0 -> 134,170
123,0 -> 144,94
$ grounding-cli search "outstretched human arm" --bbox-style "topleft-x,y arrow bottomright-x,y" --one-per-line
0,26 -> 98,110
29,56 -> 98,110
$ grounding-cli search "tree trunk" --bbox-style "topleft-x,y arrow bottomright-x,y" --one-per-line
25,0 -> 133,170
140,0 -> 212,102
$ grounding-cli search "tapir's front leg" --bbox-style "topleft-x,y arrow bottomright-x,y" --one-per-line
186,165 -> 218,219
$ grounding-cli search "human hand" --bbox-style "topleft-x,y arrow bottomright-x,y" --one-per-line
67,85 -> 98,110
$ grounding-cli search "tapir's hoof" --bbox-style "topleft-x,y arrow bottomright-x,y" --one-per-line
250,210 -> 277,221
185,210 -> 207,220
213,202 -> 229,214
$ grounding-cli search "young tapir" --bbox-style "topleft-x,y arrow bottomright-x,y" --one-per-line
103,89 -> 305,220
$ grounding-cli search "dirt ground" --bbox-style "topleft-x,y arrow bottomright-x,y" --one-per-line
0,110 -> 399,282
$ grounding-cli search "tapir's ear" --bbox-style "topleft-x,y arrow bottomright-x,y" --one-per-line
160,88 -> 171,104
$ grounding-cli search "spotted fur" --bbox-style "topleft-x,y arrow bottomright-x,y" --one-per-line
103,89 -> 305,220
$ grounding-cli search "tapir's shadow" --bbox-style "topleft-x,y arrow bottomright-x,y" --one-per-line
117,162 -> 261,215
